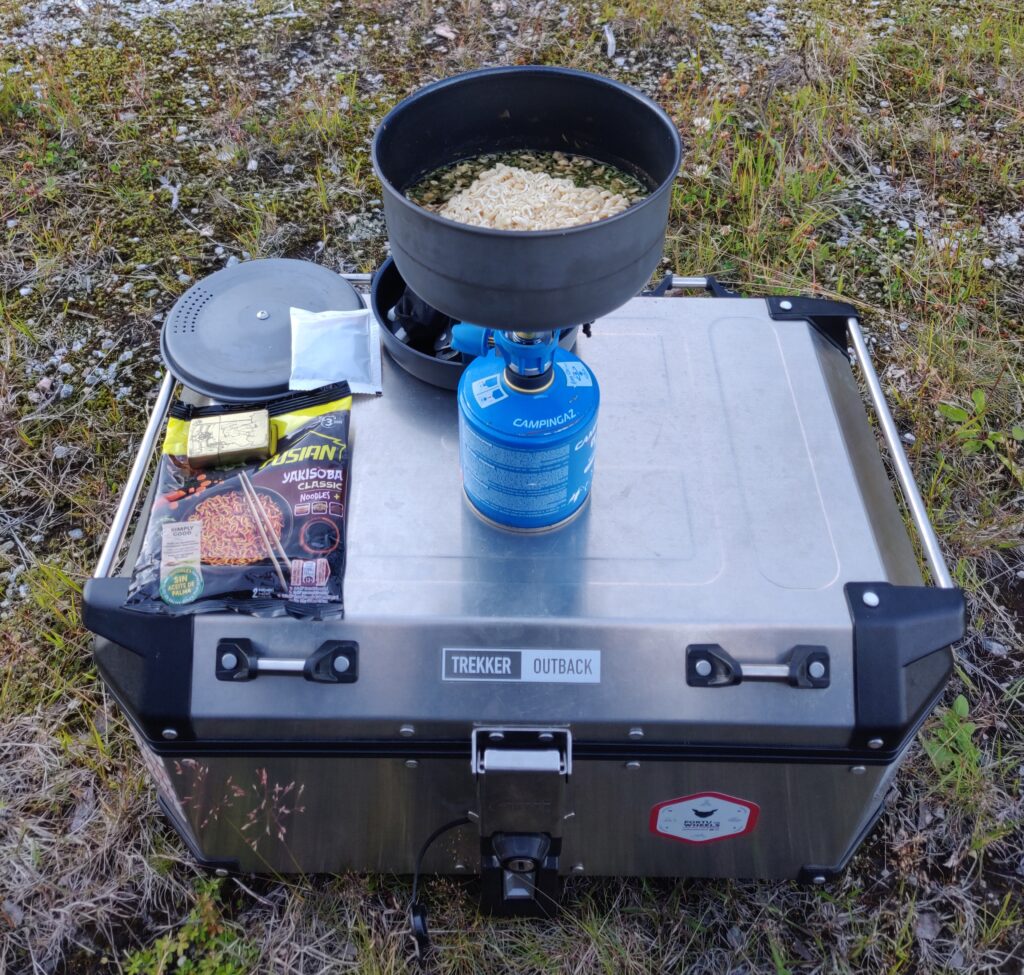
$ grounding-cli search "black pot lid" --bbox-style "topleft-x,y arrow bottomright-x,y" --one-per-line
160,259 -> 363,402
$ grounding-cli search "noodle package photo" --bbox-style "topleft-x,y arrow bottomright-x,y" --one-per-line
126,382 -> 352,616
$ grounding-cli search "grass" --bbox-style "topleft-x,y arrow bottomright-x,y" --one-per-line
1,0 -> 1022,971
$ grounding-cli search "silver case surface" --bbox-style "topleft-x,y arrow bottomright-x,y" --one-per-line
118,297 -> 924,877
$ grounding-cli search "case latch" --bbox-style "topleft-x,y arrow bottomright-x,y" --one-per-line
471,727 -> 571,917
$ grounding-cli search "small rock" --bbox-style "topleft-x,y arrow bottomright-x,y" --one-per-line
982,638 -> 1007,657
603,23 -> 616,58
19,285 -> 32,296
896,218 -> 910,230
226,255 -> 240,267
246,158 -> 258,172
53,444 -> 72,460
902,432 -> 916,444
1,901 -> 24,927
70,787 -> 95,833
915,911 -> 940,942
434,23 -> 457,40
6,218 -> 18,228
899,321 -> 910,331
68,528 -> 84,540
60,384 -> 75,399
177,272 -> 192,285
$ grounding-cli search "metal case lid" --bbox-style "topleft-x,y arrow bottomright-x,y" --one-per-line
87,296 -> 960,753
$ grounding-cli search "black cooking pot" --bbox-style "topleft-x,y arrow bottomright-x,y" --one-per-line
372,66 -> 681,331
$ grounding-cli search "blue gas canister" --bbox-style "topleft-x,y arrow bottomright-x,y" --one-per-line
456,340 -> 599,531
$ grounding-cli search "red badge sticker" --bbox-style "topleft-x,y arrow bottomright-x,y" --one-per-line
650,791 -> 760,844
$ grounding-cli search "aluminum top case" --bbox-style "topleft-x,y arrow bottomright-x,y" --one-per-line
84,287 -> 964,915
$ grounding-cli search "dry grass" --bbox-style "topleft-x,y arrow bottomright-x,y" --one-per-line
1,0 -> 1022,971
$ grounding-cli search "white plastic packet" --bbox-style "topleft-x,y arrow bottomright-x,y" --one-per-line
289,304 -> 383,395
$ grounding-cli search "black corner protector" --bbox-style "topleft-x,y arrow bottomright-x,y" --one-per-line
216,638 -> 257,681
766,296 -> 858,352
686,644 -> 741,687
87,577 -> 195,742
304,640 -> 359,683
797,866 -> 839,885
845,582 -> 965,748
156,795 -> 240,874
797,797 -> 888,885
788,645 -> 830,688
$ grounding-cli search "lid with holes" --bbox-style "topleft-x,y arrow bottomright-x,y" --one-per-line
160,258 -> 363,402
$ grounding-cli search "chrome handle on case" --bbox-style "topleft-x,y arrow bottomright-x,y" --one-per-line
686,644 -> 831,688
846,316 -> 955,590
216,639 -> 358,683
93,371 -> 176,579
670,275 -> 711,290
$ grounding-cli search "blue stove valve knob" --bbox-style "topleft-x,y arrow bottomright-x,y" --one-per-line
451,323 -> 493,358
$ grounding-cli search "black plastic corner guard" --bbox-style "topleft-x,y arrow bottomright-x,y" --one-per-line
83,577 -> 196,742
797,797 -> 887,885
766,296 -> 858,352
845,582 -> 966,751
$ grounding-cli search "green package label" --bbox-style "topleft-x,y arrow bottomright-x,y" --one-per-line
160,565 -> 204,604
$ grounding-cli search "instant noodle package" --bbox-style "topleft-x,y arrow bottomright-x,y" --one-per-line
126,382 -> 351,616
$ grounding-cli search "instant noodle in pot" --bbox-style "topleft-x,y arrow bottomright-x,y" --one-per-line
126,382 -> 351,616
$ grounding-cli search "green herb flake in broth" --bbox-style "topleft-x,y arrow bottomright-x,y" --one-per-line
407,150 -> 647,210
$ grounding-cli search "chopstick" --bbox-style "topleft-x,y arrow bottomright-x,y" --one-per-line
240,470 -> 291,568
237,473 -> 289,593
